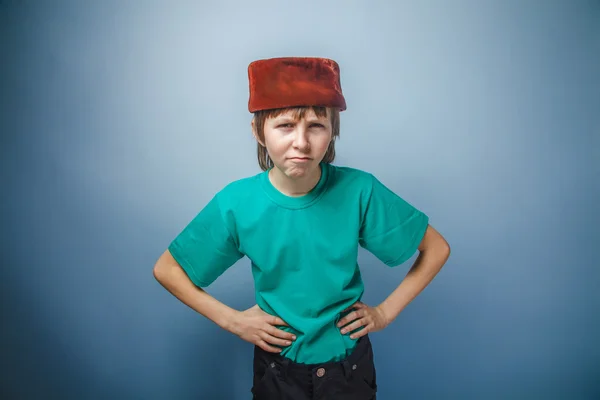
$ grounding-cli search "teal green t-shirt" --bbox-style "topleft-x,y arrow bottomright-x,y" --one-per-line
168,163 -> 429,364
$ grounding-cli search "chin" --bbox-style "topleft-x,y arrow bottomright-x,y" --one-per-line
285,167 -> 310,179
280,161 -> 314,178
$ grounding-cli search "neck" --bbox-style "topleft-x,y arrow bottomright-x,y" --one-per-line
269,164 -> 322,197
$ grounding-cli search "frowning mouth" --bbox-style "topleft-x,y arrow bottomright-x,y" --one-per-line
289,157 -> 311,161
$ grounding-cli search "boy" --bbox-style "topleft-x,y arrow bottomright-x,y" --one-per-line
153,57 -> 451,400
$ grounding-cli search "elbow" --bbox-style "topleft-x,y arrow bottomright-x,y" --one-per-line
153,262 -> 162,281
418,225 -> 450,257
437,235 -> 451,264
436,233 -> 451,260
442,241 -> 451,261
153,261 -> 165,283
153,250 -> 172,283
422,242 -> 450,263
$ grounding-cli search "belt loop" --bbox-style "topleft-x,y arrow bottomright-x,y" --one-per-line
279,358 -> 289,381
341,359 -> 353,379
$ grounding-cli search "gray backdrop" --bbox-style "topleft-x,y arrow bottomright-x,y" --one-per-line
2,1 -> 598,399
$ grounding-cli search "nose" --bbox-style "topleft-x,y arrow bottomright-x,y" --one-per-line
292,128 -> 310,150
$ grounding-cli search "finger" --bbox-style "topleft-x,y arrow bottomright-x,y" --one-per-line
257,339 -> 282,353
342,301 -> 364,312
265,325 -> 296,341
338,311 -> 360,327
260,331 -> 293,347
350,325 -> 370,340
337,310 -> 362,327
340,317 -> 368,335
268,315 -> 289,327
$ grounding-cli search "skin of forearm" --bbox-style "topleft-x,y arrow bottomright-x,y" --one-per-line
153,251 -> 238,332
379,237 -> 450,323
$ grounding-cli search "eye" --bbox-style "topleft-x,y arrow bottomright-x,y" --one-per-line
310,123 -> 325,128
278,123 -> 294,128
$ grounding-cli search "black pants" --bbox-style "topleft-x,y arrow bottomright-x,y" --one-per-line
251,335 -> 377,400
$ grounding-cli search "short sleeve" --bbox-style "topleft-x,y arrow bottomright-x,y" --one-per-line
168,193 -> 244,287
359,174 -> 429,267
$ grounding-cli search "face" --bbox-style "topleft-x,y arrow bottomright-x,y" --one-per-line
253,108 -> 333,180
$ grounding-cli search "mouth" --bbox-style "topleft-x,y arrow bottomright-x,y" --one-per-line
289,157 -> 312,161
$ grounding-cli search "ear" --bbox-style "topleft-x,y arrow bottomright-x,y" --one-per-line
251,118 -> 266,147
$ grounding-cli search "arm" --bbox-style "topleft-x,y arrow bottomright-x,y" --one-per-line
153,249 -> 238,331
338,224 -> 450,337
378,224 -> 451,323
153,249 -> 296,352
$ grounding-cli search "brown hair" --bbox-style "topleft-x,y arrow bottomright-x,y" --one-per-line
252,106 -> 340,171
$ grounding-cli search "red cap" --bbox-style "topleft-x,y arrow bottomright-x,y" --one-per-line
248,57 -> 347,113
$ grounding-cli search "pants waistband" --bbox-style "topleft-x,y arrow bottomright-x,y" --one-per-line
256,335 -> 372,380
